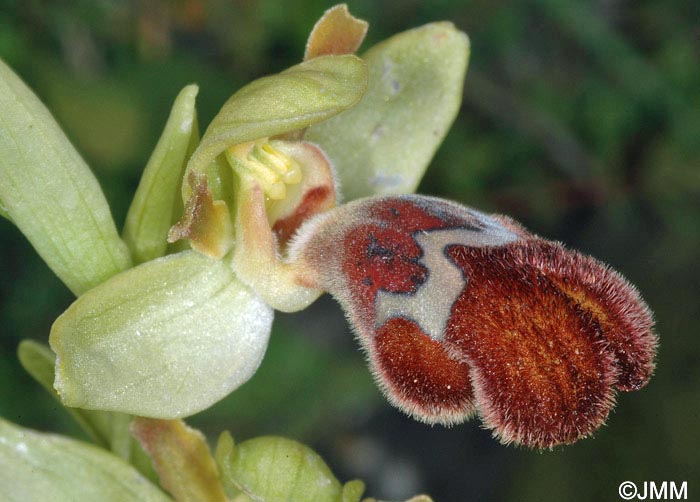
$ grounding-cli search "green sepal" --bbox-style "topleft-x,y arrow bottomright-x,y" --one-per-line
16,340 -> 157,482
306,23 -> 469,200
123,84 -> 200,264
0,418 -> 171,502
49,250 -> 273,419
0,58 -> 131,296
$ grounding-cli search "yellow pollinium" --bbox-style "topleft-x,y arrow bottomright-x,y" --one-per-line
227,139 -> 302,200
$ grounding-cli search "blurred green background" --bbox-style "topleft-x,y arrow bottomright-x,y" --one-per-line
1,1 -> 698,501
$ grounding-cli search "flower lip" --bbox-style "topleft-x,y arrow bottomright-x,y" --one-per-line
446,241 -> 623,448
289,194 -> 657,448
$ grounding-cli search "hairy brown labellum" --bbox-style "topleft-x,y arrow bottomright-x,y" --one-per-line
289,195 -> 657,448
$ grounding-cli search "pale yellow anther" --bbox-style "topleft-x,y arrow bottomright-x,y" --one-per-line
259,143 -> 289,173
226,139 -> 302,200
255,141 -> 303,184
251,159 -> 280,184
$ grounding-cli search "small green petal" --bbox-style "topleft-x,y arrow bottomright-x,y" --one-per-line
306,23 -> 469,200
0,418 -> 170,502
0,58 -> 131,296
17,340 -> 157,482
215,433 -> 346,502
304,4 -> 368,60
123,84 -> 199,264
49,250 -> 273,419
185,54 -> 367,178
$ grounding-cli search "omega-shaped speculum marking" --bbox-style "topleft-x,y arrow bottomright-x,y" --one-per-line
375,211 -> 519,343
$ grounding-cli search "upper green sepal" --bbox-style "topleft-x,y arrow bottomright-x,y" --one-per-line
306,23 -> 469,200
49,250 -> 273,419
0,58 -> 132,296
0,418 -> 170,502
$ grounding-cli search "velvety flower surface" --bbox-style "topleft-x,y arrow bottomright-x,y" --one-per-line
287,195 -> 657,448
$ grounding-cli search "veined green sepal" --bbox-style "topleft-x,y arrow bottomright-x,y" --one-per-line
0,58 -> 132,296
306,23 -> 469,200
49,250 -> 273,419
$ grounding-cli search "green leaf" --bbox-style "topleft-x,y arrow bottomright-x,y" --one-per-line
0,418 -> 170,502
123,84 -> 199,264
305,23 -> 469,200
185,54 -> 367,179
0,58 -> 132,296
17,340 -> 157,483
49,250 -> 273,419
215,433 -> 362,502
131,418 -> 227,502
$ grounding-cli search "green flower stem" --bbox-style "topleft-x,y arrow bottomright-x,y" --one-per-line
0,58 -> 131,296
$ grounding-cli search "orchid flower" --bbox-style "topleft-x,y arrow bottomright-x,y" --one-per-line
1,4 -> 655,467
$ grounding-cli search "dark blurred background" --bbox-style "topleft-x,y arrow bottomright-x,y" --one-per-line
1,1 -> 698,501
